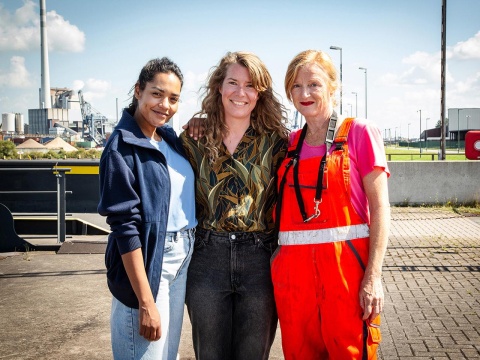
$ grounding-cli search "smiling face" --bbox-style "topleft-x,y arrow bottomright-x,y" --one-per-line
219,62 -> 259,123
134,71 -> 181,136
290,63 -> 334,121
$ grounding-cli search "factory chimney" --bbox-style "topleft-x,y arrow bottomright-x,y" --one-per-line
40,0 -> 51,109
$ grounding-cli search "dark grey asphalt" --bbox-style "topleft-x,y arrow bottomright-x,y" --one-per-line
0,207 -> 479,359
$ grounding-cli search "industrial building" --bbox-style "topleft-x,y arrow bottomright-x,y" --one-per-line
447,108 -> 480,142
0,0 -> 115,148
1,113 -> 24,135
26,87 -> 114,146
2,87 -> 114,147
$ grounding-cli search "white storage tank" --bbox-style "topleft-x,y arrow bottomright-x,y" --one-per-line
2,113 -> 16,133
15,113 -> 24,134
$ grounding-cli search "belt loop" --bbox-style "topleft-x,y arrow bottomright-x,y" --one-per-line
205,230 -> 211,242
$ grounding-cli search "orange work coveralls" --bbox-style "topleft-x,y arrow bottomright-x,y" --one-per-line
272,118 -> 381,360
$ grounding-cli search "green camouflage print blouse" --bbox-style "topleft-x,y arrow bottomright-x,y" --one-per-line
180,126 -> 287,233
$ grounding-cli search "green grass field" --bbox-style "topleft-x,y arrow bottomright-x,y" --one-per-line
385,147 -> 466,161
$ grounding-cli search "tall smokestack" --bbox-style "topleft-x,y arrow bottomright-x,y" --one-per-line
40,0 -> 51,109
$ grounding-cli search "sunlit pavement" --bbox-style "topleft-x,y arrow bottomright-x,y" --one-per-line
0,207 -> 479,359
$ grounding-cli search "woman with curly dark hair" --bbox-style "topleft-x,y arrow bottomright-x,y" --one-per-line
99,57 -> 196,360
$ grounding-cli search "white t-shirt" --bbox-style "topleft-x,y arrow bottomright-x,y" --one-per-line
150,138 -> 197,232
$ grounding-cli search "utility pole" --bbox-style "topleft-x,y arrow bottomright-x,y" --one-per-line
440,0 -> 447,160
418,110 -> 422,154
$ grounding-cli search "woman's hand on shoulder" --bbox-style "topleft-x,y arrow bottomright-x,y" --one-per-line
182,117 -> 206,140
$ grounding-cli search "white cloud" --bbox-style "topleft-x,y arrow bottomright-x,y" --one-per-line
0,0 -> 85,52
454,71 -> 480,94
378,31 -> 480,91
373,34 -> 479,133
0,1 -> 38,50
46,10 -> 85,53
71,80 -> 85,91
445,71 -> 480,110
74,78 -> 111,102
85,78 -> 110,93
175,70 -> 209,123
402,51 -> 442,84
379,50 -> 456,87
378,73 -> 400,86
451,31 -> 480,60
0,56 -> 31,88
183,70 -> 208,92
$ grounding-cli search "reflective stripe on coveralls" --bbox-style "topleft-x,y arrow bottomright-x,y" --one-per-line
278,223 -> 370,245
272,117 -> 381,360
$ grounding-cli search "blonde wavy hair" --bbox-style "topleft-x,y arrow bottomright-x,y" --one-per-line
195,51 -> 289,162
284,50 -> 338,107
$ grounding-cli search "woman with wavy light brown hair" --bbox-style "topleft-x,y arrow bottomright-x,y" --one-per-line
180,51 -> 288,360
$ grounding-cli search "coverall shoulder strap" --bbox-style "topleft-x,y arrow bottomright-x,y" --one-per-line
286,130 -> 302,158
334,117 -> 355,144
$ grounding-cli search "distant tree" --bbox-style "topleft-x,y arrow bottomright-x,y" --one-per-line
0,142 -> 102,160
27,151 -> 43,160
436,118 -> 449,128
45,150 -> 61,159
0,140 -> 17,159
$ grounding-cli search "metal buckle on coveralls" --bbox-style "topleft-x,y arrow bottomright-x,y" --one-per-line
304,198 -> 322,222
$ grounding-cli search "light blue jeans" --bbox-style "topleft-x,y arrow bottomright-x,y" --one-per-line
111,229 -> 195,360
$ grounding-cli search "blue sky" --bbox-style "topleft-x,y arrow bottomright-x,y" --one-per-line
1,0 -> 479,139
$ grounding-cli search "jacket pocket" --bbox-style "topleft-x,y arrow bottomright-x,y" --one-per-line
255,234 -> 277,255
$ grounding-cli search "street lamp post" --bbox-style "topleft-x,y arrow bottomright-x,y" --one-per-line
408,123 -> 411,150
417,110 -> 422,154
457,108 -> 463,153
359,67 -> 367,118
395,127 -> 398,147
351,92 -> 358,117
330,46 -> 342,115
467,115 -> 470,131
425,118 -> 430,151
348,103 -> 352,117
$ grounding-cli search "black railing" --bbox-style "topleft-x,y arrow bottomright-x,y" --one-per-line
0,168 -> 72,243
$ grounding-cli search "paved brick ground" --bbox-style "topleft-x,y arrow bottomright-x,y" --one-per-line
379,208 -> 480,359
0,207 -> 479,359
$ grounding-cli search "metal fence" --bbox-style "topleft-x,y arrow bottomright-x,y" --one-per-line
0,167 -> 71,243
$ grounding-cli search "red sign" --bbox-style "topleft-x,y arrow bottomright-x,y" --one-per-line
465,131 -> 480,160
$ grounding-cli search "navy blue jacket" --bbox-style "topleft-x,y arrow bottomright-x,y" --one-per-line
98,109 -> 187,308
